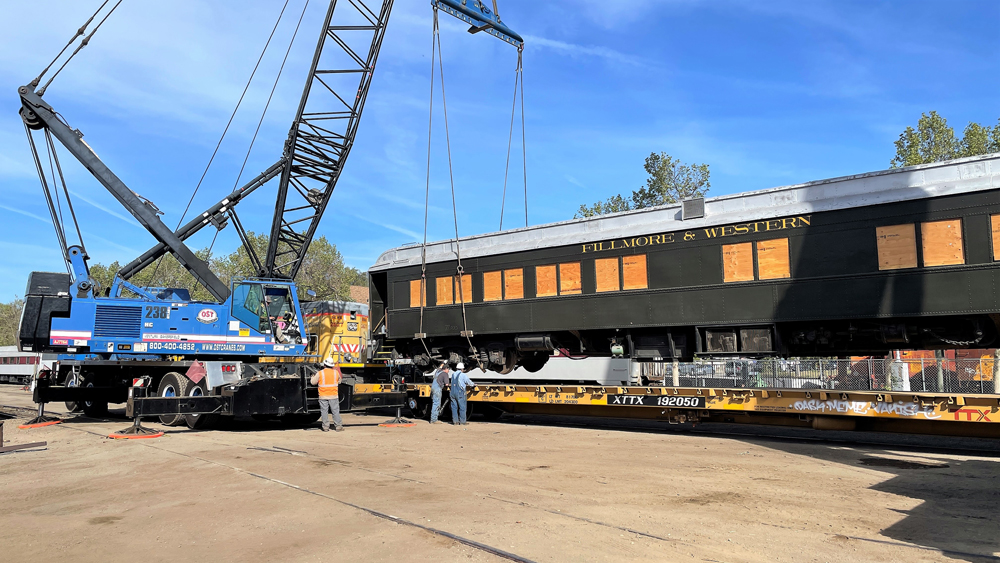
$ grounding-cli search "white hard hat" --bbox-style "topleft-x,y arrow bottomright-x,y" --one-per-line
456,362 -> 464,370
323,357 -> 336,368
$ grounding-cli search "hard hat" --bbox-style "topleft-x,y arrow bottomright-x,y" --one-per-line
456,362 -> 464,370
323,358 -> 336,368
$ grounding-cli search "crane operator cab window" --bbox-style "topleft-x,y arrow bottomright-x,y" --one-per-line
264,286 -> 301,344
231,283 -> 270,334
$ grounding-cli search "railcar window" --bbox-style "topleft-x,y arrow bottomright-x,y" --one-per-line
722,242 -> 754,282
876,224 -> 918,270
921,219 -> 964,267
559,262 -> 582,295
993,215 -> 1000,261
504,269 -> 524,299
595,258 -> 620,292
622,255 -> 648,290
436,277 -> 453,305
756,238 -> 791,280
483,271 -> 503,302
536,265 -> 557,297
409,279 -> 426,308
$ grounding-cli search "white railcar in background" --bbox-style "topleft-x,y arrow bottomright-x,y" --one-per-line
0,345 -> 55,385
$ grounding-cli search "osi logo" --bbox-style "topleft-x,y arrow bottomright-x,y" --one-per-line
197,308 -> 219,324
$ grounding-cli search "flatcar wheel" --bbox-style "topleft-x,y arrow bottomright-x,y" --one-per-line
157,372 -> 189,426
64,371 -> 82,412
185,379 -> 219,430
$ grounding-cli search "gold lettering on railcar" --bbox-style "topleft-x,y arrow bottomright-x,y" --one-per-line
581,215 -> 811,253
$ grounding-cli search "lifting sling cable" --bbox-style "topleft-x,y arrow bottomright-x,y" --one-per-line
436,10 -> 482,371
419,8 -> 481,370
417,10 -> 437,360
498,45 -> 525,231
147,0 -> 293,288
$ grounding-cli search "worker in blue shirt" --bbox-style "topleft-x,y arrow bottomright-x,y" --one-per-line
449,362 -> 477,425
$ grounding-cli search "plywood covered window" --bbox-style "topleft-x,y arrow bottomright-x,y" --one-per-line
876,224 -> 918,271
483,271 -> 503,302
455,274 -> 472,303
559,262 -> 582,295
756,238 -> 791,280
722,242 -> 754,282
595,258 -> 620,292
504,269 -> 524,300
536,265 -> 557,297
622,255 -> 648,290
409,279 -> 425,308
921,219 -> 964,267
436,277 -> 453,305
992,215 -> 1000,261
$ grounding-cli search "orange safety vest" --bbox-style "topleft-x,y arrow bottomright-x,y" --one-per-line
317,366 -> 342,399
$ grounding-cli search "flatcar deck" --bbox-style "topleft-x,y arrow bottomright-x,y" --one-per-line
405,383 -> 1000,437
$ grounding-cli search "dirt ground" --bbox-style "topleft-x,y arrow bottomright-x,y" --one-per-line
1,386 -> 998,563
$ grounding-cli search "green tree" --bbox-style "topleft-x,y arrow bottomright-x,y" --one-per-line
958,119 -> 1000,158
575,152 -> 711,218
890,111 -> 957,168
890,112 -> 1000,167
632,152 -> 711,208
0,299 -> 24,347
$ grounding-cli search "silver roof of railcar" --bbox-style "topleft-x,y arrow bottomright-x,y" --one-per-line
371,153 -> 1000,271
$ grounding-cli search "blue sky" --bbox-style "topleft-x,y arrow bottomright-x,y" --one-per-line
0,0 -> 997,301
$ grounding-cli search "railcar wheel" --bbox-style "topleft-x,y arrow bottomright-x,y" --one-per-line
496,349 -> 517,375
157,372 -> 189,426
184,379 -> 219,430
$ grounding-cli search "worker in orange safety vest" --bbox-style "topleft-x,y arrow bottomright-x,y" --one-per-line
310,357 -> 343,432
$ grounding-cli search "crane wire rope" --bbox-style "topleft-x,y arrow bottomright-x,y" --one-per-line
231,0 -> 311,191
44,135 -> 65,238
30,0 -> 111,88
44,129 -> 86,254
498,45 -> 525,231
24,123 -> 71,273
36,0 -> 124,96
419,8 -> 482,372
146,0 -> 293,289
519,52 -> 527,228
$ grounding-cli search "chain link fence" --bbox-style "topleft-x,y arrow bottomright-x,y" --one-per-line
640,356 -> 1000,395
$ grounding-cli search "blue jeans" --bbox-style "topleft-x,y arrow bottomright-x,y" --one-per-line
430,383 -> 443,422
450,388 -> 468,423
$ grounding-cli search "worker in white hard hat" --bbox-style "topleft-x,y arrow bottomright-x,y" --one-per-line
310,357 -> 343,432
449,362 -> 477,425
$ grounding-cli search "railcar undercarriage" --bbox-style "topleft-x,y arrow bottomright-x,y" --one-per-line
392,314 -> 999,375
